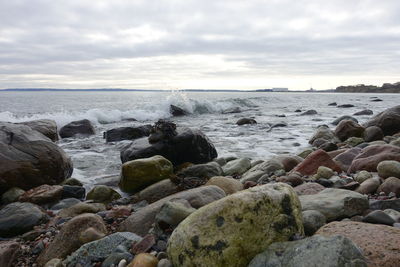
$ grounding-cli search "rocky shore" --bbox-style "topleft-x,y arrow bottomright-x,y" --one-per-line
1,104 -> 400,267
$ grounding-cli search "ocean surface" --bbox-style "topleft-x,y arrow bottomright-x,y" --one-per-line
1,91 -> 399,187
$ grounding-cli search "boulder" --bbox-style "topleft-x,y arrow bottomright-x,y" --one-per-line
119,156 -> 173,194
363,105 -> 400,135
79,227 -> 106,244
377,177 -> 400,197
50,198 -> 81,210
63,232 -> 142,267
291,149 -> 342,176
58,202 -> 106,218
221,158 -> 251,176
170,105 -> 189,116
240,159 -> 284,183
294,182 -> 325,195
334,120 -> 365,142
236,118 -> 257,125
355,177 -> 380,195
167,183 -> 303,267
104,125 -> 151,142
121,126 -> 217,166
363,126 -> 384,142
299,188 -> 369,221
248,235 -> 366,267
177,162 -> 223,179
119,186 -> 226,236
86,185 -> 121,203
18,119 -> 58,142
205,176 -> 243,195
19,184 -> 63,204
0,202 -> 48,237
353,109 -> 373,116
369,198 -> 400,212
155,199 -> 196,228
362,210 -> 395,226
0,122 -> 73,194
274,155 -> 303,172
59,119 -> 95,138
1,187 -> 25,204
61,185 -> 85,199
333,147 -> 362,172
345,137 -> 364,147
302,210 -> 326,236
317,221 -> 400,267
37,213 -> 107,265
348,145 -> 400,173
134,179 -> 180,204
354,170 -> 372,184
377,160 -> 400,179
0,240 -> 20,267
309,125 -> 338,145
337,104 -> 355,108
332,116 -> 358,126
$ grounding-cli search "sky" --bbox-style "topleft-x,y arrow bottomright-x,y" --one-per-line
0,0 -> 399,90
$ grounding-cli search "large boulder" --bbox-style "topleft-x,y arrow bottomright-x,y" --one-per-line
0,122 -> 73,194
119,185 -> 226,236
18,119 -> 58,142
317,221 -> 400,267
334,120 -> 365,142
363,105 -> 400,135
309,125 -> 339,145
104,125 -> 151,142
291,149 -> 342,176
299,188 -> 369,221
119,155 -> 173,194
363,126 -> 384,142
348,145 -> 400,173
0,202 -> 48,237
248,235 -> 366,267
59,119 -> 95,138
37,213 -> 107,265
120,124 -> 217,166
167,183 -> 304,267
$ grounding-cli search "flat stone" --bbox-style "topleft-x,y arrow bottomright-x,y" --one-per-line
363,210 -> 395,225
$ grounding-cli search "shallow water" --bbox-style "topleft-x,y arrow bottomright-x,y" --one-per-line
1,91 -> 399,186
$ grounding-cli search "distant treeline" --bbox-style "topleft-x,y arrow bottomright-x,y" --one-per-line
336,82 -> 400,93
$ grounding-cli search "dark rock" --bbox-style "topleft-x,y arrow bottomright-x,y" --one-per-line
363,210 -> 395,226
0,241 -> 20,267
353,109 -> 373,116
0,202 -> 48,237
337,104 -> 355,108
50,198 -> 81,210
0,122 -> 73,194
177,162 -> 223,180
364,126 -> 384,142
294,109 -> 302,112
334,120 -> 365,141
364,105 -> 400,135
332,116 -> 358,126
170,105 -> 189,116
104,125 -> 151,142
302,210 -> 326,235
18,119 -> 59,142
102,252 -> 133,267
59,119 -> 95,138
236,118 -> 257,125
316,178 -> 334,188
328,102 -> 337,106
222,107 -> 241,114
371,98 -> 383,102
300,110 -> 317,116
370,198 -> 400,212
318,142 -> 338,152
62,185 -> 85,199
120,125 -> 217,166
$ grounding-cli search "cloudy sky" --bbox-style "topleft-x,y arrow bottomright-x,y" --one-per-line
1,0 -> 399,90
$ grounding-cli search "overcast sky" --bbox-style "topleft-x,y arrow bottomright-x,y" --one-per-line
1,0 -> 399,90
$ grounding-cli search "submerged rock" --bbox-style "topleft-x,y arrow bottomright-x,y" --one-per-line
170,105 -> 189,116
167,183 -> 303,267
236,118 -> 257,125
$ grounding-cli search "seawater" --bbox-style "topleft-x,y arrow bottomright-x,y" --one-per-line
1,91 -> 399,186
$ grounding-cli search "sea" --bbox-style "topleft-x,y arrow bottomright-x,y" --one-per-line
1,91 -> 399,188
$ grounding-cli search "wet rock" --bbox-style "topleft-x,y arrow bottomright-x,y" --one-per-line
384,209 -> 400,222
0,122 -> 73,194
59,119 -> 95,138
291,149 -> 341,176
18,119 -> 59,142
332,116 -> 358,126
0,202 -> 48,237
58,202 -> 106,218
1,187 -> 25,204
345,137 -> 364,147
333,147 -> 362,172
364,105 -> 400,135
87,185 -> 121,203
50,198 -> 81,210
299,188 -> 369,221
300,109 -> 317,116
363,210 -> 395,225
37,213 -> 107,265
64,232 -> 142,267
316,178 -> 334,188
377,177 -> 400,197
222,107 -> 241,114
317,221 -> 400,267
62,185 -> 85,199
119,186 -> 225,236
348,145 -> 400,173
369,198 -> 400,212
248,235 -> 366,267
338,104 -> 355,108
205,176 -> 243,195
119,155 -> 173,194
221,158 -> 251,176
127,253 -> 158,267
355,177 -> 380,195
167,183 -> 303,267
236,118 -> 257,125
328,102 -> 337,106
353,109 -> 373,116
105,125 -> 151,142
377,160 -> 400,179
170,105 -> 189,116
0,240 -> 20,267
294,182 -> 325,195
121,125 -> 217,166
334,120 -> 365,142
177,162 -> 223,180
302,210 -> 326,236
155,199 -> 196,229
61,178 -> 83,186
364,126 -> 384,142
19,184 -> 63,204
354,170 -> 372,184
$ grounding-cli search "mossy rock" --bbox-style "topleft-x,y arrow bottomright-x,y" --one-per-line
86,185 -> 121,203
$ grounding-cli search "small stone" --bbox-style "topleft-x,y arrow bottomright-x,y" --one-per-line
156,240 -> 167,252
61,178 -> 83,186
302,210 -> 326,236
79,227 -> 106,244
102,252 -> 133,267
363,210 -> 395,226
44,258 -> 63,267
157,258 -> 172,267
131,235 -> 156,254
354,171 -> 372,184
317,166 -> 334,179
377,177 -> 400,197
62,185 -> 85,199
127,253 -> 158,267
86,185 -> 121,203
377,160 -> 400,179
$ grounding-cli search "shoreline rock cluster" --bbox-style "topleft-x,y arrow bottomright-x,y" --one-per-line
0,105 -> 400,266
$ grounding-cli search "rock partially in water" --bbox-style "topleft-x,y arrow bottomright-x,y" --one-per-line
364,105 -> 400,135
353,109 -> 373,116
334,120 -> 365,142
300,109 -> 317,116
170,105 -> 189,116
167,183 -> 303,267
236,118 -> 257,125
332,115 -> 358,126
104,125 -> 151,142
18,119 -> 59,142
59,119 -> 95,138
248,235 -> 366,267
